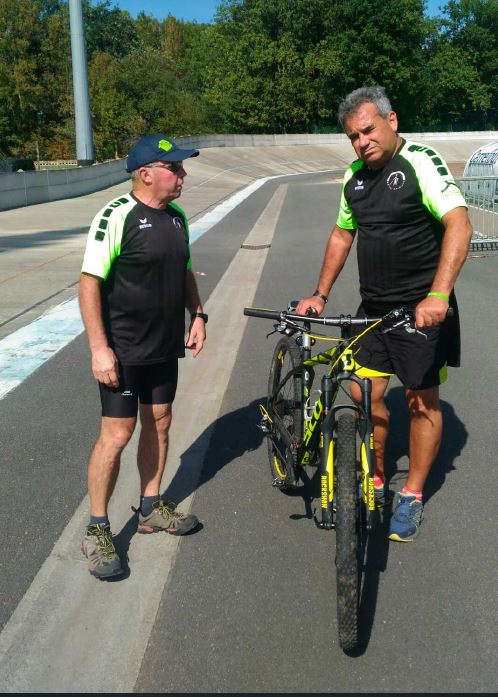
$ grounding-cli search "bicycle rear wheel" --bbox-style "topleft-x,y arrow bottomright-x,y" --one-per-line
267,337 -> 302,489
335,411 -> 359,652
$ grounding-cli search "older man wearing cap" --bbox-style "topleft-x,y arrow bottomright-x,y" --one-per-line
79,134 -> 206,579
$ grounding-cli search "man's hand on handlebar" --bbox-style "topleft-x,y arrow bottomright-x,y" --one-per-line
295,296 -> 326,316
415,296 -> 449,328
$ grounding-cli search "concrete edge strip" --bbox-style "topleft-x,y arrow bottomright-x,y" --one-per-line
0,185 -> 288,693
0,170 -> 334,401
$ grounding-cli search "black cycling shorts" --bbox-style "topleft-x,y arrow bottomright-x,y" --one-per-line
99,360 -> 178,418
352,304 -> 460,390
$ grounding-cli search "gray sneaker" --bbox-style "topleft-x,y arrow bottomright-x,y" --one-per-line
81,524 -> 123,579
135,499 -> 199,536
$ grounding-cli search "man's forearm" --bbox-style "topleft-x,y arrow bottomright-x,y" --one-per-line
430,208 -> 473,296
315,226 -> 355,296
78,273 -> 109,351
185,269 -> 203,314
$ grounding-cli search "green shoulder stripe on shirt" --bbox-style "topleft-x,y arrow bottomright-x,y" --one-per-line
400,141 -> 467,221
336,159 -> 364,230
81,194 -> 137,280
168,201 -> 193,271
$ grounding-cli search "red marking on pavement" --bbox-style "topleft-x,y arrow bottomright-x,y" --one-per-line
0,251 -> 75,284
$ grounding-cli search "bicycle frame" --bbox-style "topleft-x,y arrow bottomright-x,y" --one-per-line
276,322 -> 377,532
246,305 -> 417,532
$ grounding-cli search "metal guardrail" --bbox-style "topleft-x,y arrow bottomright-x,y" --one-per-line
36,160 -> 78,170
455,176 -> 498,250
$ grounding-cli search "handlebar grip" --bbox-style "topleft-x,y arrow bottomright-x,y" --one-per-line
244,307 -> 282,321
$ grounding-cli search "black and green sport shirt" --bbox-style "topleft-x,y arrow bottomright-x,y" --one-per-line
336,139 -> 467,313
81,193 -> 192,365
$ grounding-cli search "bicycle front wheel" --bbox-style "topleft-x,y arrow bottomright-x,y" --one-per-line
267,336 -> 302,490
335,411 -> 359,652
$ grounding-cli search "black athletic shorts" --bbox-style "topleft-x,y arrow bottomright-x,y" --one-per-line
352,303 -> 460,390
99,359 -> 178,418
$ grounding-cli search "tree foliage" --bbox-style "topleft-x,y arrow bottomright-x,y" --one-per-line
0,0 -> 496,159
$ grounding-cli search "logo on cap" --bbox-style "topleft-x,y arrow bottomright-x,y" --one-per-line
158,139 -> 173,152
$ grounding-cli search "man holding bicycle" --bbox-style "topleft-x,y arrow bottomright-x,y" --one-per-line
297,86 -> 472,542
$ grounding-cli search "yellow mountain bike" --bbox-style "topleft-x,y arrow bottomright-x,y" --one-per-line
244,303 -> 413,652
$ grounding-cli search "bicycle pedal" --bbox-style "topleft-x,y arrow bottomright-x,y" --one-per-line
257,415 -> 272,435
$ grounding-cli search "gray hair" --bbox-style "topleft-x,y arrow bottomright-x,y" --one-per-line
130,169 -> 141,184
338,86 -> 392,126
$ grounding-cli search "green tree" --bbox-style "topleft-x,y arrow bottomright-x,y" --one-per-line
331,0 -> 431,129
438,0 -> 498,127
89,51 -> 143,159
37,2 -> 75,157
205,0 -> 343,132
83,0 -> 137,58
0,0 -> 43,151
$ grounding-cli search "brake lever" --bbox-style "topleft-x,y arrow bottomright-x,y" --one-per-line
404,325 -> 428,339
382,317 -> 427,339
266,318 -> 301,339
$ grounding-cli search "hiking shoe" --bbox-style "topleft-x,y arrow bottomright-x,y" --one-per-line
135,499 -> 199,536
81,524 -> 123,579
388,493 -> 423,542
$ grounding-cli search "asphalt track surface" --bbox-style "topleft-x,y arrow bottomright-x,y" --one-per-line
1,172 -> 497,692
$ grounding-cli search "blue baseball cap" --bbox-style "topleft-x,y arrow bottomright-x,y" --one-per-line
126,134 -> 199,172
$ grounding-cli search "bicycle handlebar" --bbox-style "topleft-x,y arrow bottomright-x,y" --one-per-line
243,305 -> 453,327
244,306 -> 387,326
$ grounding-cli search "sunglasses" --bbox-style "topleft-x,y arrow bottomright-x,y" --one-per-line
145,162 -> 184,173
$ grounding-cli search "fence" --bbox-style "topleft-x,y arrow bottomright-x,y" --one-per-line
36,160 -> 78,170
455,176 -> 498,251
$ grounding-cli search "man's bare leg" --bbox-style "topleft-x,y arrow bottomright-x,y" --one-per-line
405,386 -> 442,492
83,415 -> 136,578
88,416 -> 136,517
135,402 -> 198,534
137,403 -> 172,497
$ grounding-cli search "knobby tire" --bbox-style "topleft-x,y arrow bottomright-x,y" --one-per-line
335,411 -> 359,652
267,336 -> 302,489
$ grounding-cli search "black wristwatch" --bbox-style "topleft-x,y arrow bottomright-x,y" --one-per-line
191,311 -> 208,324
312,290 -> 328,303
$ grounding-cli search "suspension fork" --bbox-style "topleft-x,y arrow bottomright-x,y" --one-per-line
355,376 -> 376,529
318,373 -> 335,529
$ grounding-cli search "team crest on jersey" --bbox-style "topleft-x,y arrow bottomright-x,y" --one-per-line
172,216 -> 185,232
387,171 -> 406,190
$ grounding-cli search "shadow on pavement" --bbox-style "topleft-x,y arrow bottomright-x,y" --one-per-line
112,398 -> 265,573
161,397 -> 265,505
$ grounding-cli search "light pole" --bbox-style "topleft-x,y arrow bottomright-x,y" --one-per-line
69,0 -> 94,166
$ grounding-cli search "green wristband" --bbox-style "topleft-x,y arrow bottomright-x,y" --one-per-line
427,291 -> 449,302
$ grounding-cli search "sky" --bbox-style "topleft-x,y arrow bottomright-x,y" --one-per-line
113,0 -> 446,24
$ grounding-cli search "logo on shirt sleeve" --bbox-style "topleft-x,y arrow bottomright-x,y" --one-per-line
387,171 -> 406,190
